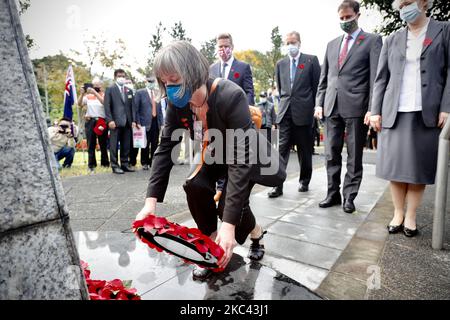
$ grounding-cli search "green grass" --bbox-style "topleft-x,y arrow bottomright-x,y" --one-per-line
58,150 -> 142,178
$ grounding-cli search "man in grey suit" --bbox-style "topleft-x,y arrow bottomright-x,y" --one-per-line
315,0 -> 382,213
268,31 -> 321,198
104,69 -> 136,174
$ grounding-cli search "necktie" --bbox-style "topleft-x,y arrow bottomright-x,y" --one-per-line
339,35 -> 353,68
290,58 -> 297,88
151,91 -> 157,118
221,63 -> 228,79
121,86 -> 125,101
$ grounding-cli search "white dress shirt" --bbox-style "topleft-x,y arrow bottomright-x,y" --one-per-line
220,56 -> 234,79
398,19 -> 430,113
340,28 -> 362,54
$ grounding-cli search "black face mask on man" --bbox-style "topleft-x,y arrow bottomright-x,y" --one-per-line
340,16 -> 358,34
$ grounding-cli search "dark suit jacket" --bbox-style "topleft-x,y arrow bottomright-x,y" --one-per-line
210,58 -> 255,105
316,30 -> 383,118
146,79 -> 285,226
276,53 -> 321,126
134,89 -> 164,131
371,19 -> 450,128
104,84 -> 135,127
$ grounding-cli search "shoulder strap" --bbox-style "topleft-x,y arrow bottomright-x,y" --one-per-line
209,78 -> 221,96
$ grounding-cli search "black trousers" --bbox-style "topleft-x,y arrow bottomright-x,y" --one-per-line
109,125 -> 131,169
183,164 -> 256,245
130,118 -> 160,167
278,109 -> 313,188
85,118 -> 109,169
325,106 -> 368,200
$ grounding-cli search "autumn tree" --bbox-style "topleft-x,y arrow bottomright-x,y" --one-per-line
361,0 -> 450,35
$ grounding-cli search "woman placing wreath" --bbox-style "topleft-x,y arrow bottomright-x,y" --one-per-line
136,41 -> 285,280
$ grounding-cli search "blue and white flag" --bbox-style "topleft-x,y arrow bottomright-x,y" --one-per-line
63,64 -> 77,120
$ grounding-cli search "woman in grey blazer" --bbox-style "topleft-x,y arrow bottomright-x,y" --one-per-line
370,0 -> 449,237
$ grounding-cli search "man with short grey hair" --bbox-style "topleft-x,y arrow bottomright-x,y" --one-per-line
268,31 -> 321,198
315,0 -> 383,213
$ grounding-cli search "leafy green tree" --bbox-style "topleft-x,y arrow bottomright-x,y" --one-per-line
361,0 -> 450,35
169,21 -> 191,42
200,38 -> 217,65
145,21 -> 166,75
32,54 -> 91,123
18,0 -> 34,49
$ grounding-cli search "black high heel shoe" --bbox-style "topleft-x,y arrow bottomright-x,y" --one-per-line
247,230 -> 267,261
387,224 -> 404,234
403,227 -> 418,238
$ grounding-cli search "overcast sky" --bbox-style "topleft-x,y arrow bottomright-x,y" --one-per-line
20,0 -> 383,79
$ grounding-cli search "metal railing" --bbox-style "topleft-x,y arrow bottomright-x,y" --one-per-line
432,117 -> 450,250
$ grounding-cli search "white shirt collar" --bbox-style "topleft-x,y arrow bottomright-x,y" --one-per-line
221,56 -> 234,67
289,51 -> 301,63
344,28 -> 362,40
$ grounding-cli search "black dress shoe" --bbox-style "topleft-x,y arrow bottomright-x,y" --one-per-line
403,227 -> 418,238
387,224 -> 403,234
343,199 -> 356,214
248,230 -> 267,261
298,185 -> 309,192
268,187 -> 283,198
319,194 -> 342,208
121,165 -> 135,172
112,167 -> 124,174
192,266 -> 212,281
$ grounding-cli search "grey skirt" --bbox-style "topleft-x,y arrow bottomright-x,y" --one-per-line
376,112 -> 440,185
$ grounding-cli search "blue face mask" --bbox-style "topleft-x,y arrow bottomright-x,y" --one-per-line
166,84 -> 191,109
400,2 -> 422,23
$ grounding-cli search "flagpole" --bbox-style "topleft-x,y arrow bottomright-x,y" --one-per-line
68,61 -> 86,165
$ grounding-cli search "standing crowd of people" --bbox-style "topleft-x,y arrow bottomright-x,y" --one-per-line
48,0 -> 449,278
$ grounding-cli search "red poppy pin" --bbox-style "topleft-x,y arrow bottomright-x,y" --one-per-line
356,35 -> 365,45
233,72 -> 240,79
298,64 -> 305,70
423,38 -> 433,47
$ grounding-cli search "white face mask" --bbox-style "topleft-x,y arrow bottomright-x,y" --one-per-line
116,77 -> 126,86
260,98 -> 267,104
287,43 -> 300,57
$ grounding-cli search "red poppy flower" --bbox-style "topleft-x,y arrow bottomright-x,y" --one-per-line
423,38 -> 433,46
133,215 -> 225,270
234,72 -> 240,79
298,64 -> 305,69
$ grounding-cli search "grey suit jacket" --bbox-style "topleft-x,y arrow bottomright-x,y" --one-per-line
276,53 -> 321,126
134,89 -> 164,131
316,30 -> 383,118
104,84 -> 135,127
371,19 -> 450,128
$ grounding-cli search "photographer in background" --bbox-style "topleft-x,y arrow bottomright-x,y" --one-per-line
48,117 -> 78,170
78,77 -> 110,172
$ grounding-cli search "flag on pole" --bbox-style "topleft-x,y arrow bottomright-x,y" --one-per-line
63,64 -> 77,121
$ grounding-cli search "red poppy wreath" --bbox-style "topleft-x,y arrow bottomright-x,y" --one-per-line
133,215 -> 225,272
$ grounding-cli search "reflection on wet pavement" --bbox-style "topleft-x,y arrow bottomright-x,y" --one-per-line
74,231 -> 321,300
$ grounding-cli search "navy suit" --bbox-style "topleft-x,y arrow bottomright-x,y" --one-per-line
210,58 -> 255,105
130,89 -> 164,167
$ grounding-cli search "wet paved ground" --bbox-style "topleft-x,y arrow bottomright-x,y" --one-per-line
66,149 -> 389,299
